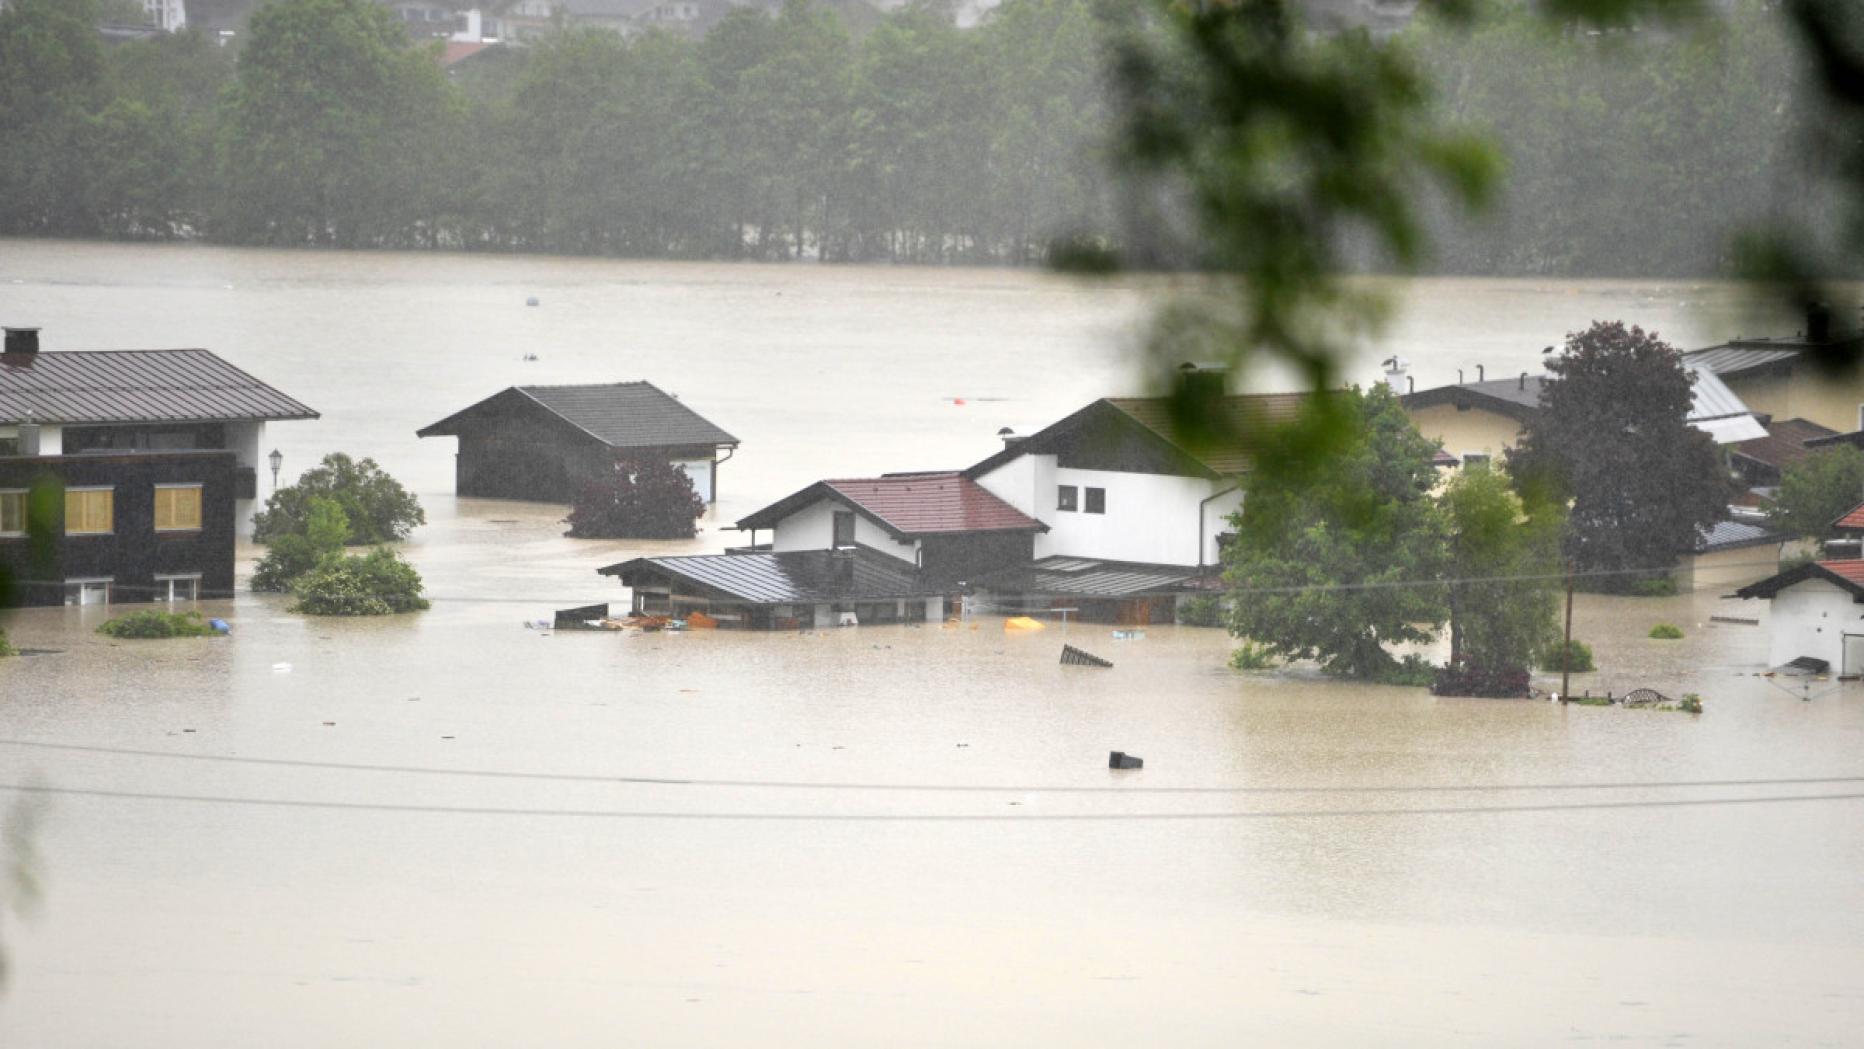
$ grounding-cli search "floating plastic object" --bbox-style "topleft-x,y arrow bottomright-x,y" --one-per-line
1111,629 -> 1144,641
208,618 -> 230,634
1061,644 -> 1112,668
837,612 -> 859,627
1004,616 -> 1044,632
271,662 -> 291,674
1109,751 -> 1143,770
525,296 -> 540,306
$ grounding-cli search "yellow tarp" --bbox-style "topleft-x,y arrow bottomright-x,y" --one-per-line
1004,616 -> 1045,632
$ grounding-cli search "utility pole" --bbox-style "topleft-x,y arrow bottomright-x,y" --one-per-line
1561,558 -> 1575,702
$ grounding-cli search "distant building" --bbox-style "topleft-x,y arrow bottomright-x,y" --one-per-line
415,382 -> 738,504
1728,417 -> 1838,490
144,0 -> 187,31
1684,305 -> 1864,436
0,327 -> 318,606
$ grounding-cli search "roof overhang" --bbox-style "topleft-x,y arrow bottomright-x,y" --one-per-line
1733,561 -> 1864,600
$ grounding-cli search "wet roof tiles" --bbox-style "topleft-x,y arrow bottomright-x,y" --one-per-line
600,549 -> 938,604
737,473 -> 1044,537
0,349 -> 317,425
417,382 -> 737,450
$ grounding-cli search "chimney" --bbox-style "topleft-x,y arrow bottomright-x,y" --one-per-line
3,327 -> 39,356
1379,355 -> 1410,391
997,426 -> 1023,451
1476,364 -> 1485,382
1807,302 -> 1833,343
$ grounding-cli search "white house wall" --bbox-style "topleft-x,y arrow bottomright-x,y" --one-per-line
225,421 -> 264,537
767,498 -> 918,564
1766,578 -> 1864,673
973,452 -> 1047,519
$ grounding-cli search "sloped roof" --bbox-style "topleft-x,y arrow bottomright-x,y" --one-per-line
1401,362 -> 1765,443
1834,501 -> 1864,531
1401,375 -> 1545,420
600,548 -> 938,605
1694,518 -> 1784,554
1736,559 -> 1864,600
965,394 -> 1312,481
736,473 -> 1044,538
1684,343 -> 1807,377
973,556 -> 1206,598
416,382 -> 737,449
0,349 -> 317,425
1730,418 -> 1839,471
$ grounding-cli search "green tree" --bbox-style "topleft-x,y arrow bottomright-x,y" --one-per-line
1508,321 -> 1736,590
216,0 -> 464,246
251,497 -> 350,591
290,546 -> 430,616
1223,385 -> 1448,680
1440,464 -> 1564,688
253,453 -> 425,545
565,456 -> 706,540
1769,444 -> 1864,542
0,0 -> 106,235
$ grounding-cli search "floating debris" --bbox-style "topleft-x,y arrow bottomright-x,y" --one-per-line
1061,644 -> 1112,668
1109,751 -> 1143,770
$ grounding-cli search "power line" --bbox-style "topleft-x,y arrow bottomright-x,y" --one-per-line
0,782 -> 1858,821
4,739 -> 1860,796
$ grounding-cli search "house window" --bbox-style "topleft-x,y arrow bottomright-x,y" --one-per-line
0,437 -> 17,455
65,487 -> 114,535
154,484 -> 203,532
0,489 -> 23,537
65,578 -> 112,606
1085,487 -> 1106,514
832,510 -> 856,548
1057,485 -> 1078,512
156,574 -> 201,602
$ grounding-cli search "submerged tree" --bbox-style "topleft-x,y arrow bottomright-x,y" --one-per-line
565,456 -> 706,540
252,497 -> 350,592
1508,321 -> 1735,590
253,454 -> 425,546
1223,385 -> 1448,680
1769,444 -> 1864,543
289,546 -> 429,616
1436,464 -> 1565,696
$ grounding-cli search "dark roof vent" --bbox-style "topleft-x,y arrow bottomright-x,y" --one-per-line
3,327 -> 39,356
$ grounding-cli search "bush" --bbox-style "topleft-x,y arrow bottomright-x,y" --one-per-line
1176,593 -> 1224,627
1375,654 -> 1437,687
252,498 -> 350,592
1228,639 -> 1277,670
290,548 -> 430,616
565,456 -> 705,539
0,628 -> 14,658
1537,639 -> 1596,673
1628,577 -> 1679,597
254,453 -> 424,545
1648,623 -> 1684,639
97,610 -> 215,639
1678,693 -> 1704,714
1431,663 -> 1531,697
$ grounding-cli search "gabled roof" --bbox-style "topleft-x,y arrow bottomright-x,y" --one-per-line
1730,418 -> 1839,471
1685,332 -> 1864,379
1400,362 -> 1765,443
1400,375 -> 1544,421
416,382 -> 737,449
599,549 -> 939,605
1834,501 -> 1864,532
1694,518 -> 1784,554
736,473 -> 1045,539
0,349 -> 318,426
972,556 -> 1207,598
965,394 -> 1309,481
1735,559 -> 1864,600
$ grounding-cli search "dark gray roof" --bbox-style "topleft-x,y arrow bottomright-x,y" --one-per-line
417,382 -> 737,449
600,549 -> 935,605
1401,375 -> 1545,420
1683,344 -> 1806,377
974,556 -> 1206,598
1694,519 -> 1784,554
0,349 -> 318,425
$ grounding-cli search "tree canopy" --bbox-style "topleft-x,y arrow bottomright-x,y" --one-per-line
1769,444 -> 1864,542
1507,321 -> 1735,589
253,453 -> 425,546
565,457 -> 707,540
1437,464 -> 1565,695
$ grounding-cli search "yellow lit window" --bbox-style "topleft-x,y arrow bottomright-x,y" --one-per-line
65,488 -> 114,535
0,490 -> 24,537
154,484 -> 203,532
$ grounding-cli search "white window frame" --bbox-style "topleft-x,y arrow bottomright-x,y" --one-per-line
153,482 -> 205,533
155,573 -> 203,602
64,577 -> 113,606
0,488 -> 25,538
65,485 -> 115,536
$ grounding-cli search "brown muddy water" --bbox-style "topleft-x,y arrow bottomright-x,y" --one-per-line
1,240 -> 1862,1047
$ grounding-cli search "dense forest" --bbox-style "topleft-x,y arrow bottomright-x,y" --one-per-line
0,0 -> 1831,275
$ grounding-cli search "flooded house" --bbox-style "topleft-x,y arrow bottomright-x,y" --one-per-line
0,327 -> 318,606
1683,305 -> 1864,436
416,381 -> 738,504
602,472 -> 1047,628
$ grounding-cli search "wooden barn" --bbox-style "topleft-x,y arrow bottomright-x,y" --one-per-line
416,382 -> 738,503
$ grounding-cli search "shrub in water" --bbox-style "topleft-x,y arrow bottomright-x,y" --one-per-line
1377,654 -> 1439,687
1648,623 -> 1684,640
1627,577 -> 1678,597
253,498 -> 350,592
1228,640 -> 1277,670
0,627 -> 14,657
1678,693 -> 1704,714
1537,639 -> 1596,673
290,548 -> 430,616
255,453 -> 425,545
97,610 -> 215,639
1431,663 -> 1531,698
565,456 -> 705,540
1176,594 -> 1224,627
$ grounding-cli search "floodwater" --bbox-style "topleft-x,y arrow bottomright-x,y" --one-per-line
2,239 -> 1862,1047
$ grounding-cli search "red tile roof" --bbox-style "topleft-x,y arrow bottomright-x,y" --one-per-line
821,474 -> 1043,536
1835,503 -> 1864,531
440,41 -> 492,67
1818,559 -> 1864,584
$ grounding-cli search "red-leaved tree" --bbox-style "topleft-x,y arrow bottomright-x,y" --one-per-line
564,456 -> 706,539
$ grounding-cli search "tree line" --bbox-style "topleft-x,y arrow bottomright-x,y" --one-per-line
0,0 -> 1834,275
